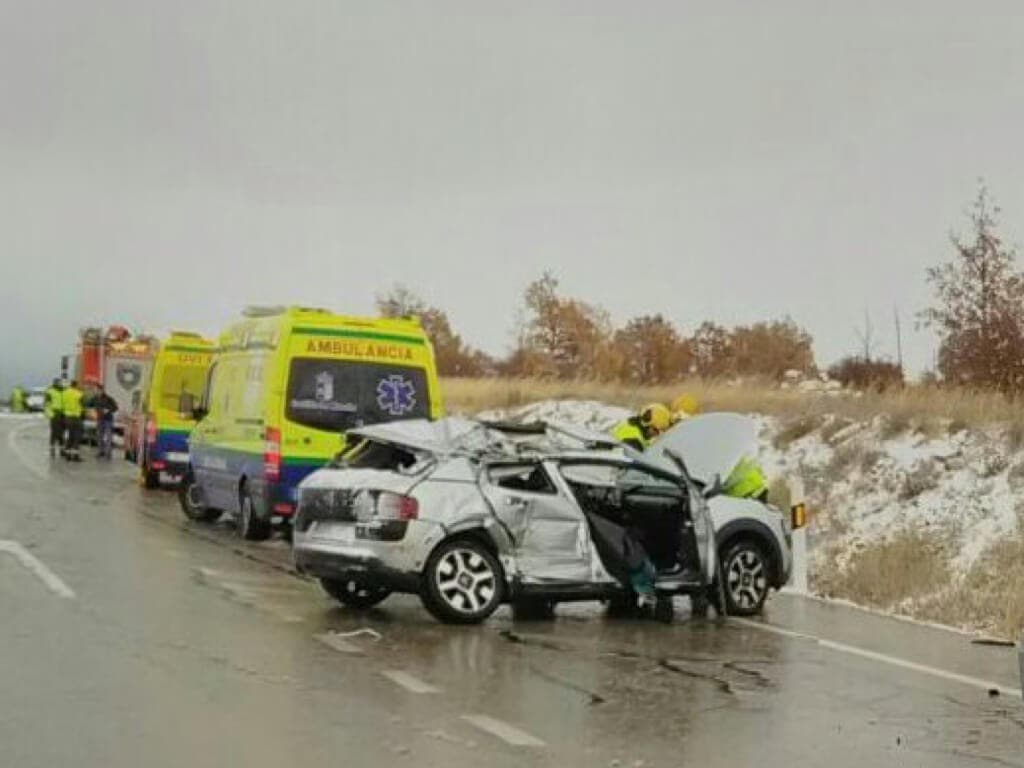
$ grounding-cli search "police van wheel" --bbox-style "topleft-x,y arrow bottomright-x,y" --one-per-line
239,487 -> 272,542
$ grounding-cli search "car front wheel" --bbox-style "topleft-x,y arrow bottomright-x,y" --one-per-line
421,538 -> 504,624
721,539 -> 771,616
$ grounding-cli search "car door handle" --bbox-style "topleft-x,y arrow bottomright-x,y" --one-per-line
505,496 -> 529,508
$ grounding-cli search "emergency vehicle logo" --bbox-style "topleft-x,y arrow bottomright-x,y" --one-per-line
116,363 -> 142,390
314,371 -> 334,403
376,375 -> 416,416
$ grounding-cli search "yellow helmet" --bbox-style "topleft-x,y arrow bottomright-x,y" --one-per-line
671,394 -> 700,419
639,403 -> 671,434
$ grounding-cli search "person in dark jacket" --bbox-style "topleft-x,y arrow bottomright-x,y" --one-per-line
93,385 -> 119,459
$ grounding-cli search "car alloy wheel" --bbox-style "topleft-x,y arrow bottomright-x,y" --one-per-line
723,541 -> 769,616
437,547 -> 496,614
422,538 -> 504,624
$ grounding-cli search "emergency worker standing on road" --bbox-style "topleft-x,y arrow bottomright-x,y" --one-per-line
45,379 -> 64,458
611,403 -> 671,451
92,385 -> 118,459
10,386 -> 27,413
62,380 -> 85,462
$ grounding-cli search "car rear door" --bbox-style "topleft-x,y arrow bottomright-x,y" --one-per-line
480,461 -> 592,584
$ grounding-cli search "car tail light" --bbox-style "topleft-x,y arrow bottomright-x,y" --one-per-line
264,427 -> 281,482
145,417 -> 157,446
376,492 -> 418,521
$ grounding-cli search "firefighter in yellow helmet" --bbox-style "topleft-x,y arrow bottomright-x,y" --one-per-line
670,393 -> 700,424
612,403 -> 671,451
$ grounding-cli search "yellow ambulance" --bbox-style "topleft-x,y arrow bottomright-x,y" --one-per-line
126,331 -> 215,488
180,306 -> 442,539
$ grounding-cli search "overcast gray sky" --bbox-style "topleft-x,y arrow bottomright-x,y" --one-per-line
3,1 -> 1024,392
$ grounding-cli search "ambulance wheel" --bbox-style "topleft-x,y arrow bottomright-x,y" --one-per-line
238,485 -> 272,541
179,473 -> 222,523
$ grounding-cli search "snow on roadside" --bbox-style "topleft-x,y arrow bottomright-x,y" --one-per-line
759,415 -> 1021,578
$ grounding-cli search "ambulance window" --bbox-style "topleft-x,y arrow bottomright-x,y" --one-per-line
158,365 -> 208,415
285,359 -> 430,432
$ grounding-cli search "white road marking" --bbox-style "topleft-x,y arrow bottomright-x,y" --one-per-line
6,423 -> 47,480
0,540 -> 75,599
381,669 -> 441,694
316,632 -> 364,655
461,715 -> 546,747
732,617 -> 1022,698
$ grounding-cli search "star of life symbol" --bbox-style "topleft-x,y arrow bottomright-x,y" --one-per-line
376,375 -> 416,416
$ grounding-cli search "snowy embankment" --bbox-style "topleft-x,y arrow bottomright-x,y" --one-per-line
478,399 -> 1023,636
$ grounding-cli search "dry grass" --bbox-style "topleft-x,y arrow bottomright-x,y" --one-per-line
814,527 -> 951,608
772,414 -> 825,449
916,528 -> 1024,638
442,376 -> 1024,431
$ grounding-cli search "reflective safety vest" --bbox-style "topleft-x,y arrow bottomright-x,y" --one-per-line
45,387 -> 63,418
724,457 -> 768,500
612,419 -> 649,451
62,387 -> 84,419
10,388 -> 26,412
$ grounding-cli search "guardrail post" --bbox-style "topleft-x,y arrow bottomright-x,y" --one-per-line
788,475 -> 809,595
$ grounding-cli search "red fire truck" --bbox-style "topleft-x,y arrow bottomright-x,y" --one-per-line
74,326 -> 159,440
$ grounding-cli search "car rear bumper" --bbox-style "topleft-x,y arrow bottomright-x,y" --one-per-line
293,547 -> 421,593
293,519 -> 444,582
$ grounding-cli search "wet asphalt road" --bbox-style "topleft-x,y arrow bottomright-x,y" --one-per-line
2,416 -> 1023,767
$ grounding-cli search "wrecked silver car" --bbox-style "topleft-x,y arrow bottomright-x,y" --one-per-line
292,414 -> 791,624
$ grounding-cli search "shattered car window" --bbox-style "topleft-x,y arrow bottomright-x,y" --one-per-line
487,463 -> 556,494
334,438 -> 428,473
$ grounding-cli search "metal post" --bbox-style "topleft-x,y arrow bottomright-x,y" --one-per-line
788,475 -> 809,595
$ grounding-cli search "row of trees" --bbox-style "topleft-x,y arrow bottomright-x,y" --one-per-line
381,183 -> 1024,394
377,274 -> 816,382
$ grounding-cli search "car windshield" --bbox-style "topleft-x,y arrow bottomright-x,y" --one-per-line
285,358 -> 430,432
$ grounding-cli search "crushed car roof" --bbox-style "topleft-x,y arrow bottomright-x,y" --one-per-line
349,417 -> 630,460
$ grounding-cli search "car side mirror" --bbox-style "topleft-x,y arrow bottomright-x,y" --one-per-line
191,406 -> 208,421
703,473 -> 724,500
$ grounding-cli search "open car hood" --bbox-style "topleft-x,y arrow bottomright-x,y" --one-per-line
643,412 -> 759,484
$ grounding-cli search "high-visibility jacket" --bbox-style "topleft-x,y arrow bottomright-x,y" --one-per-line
45,387 -> 63,419
62,387 -> 85,419
10,387 -> 26,412
612,418 -> 649,451
724,457 -> 768,501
